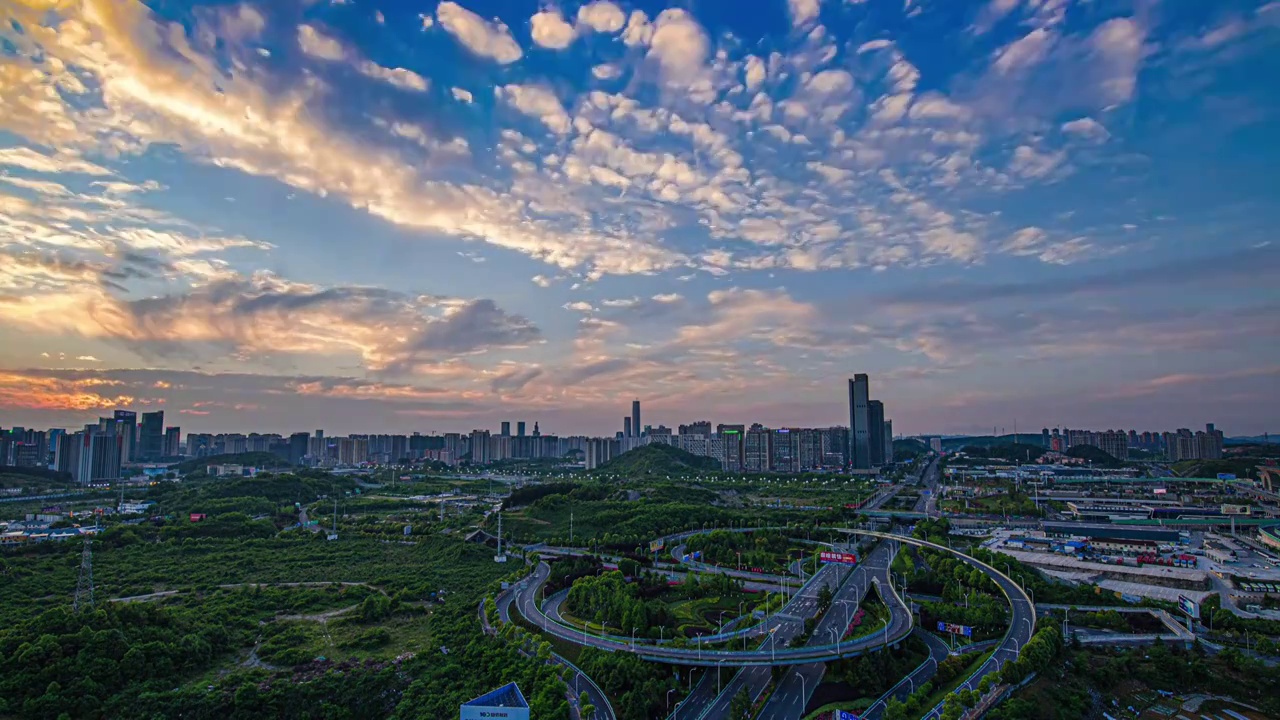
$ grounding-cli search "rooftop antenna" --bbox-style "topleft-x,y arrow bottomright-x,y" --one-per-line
73,539 -> 94,612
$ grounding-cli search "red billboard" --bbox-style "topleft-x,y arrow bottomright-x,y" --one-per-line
819,551 -> 858,565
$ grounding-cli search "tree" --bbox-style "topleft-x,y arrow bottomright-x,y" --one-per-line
728,688 -> 753,718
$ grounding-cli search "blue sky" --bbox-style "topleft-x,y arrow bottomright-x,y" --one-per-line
0,0 -> 1276,436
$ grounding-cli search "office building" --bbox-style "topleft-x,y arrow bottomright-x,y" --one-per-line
849,374 -> 871,470
623,417 -> 632,438
631,400 -> 641,438
163,427 -> 181,457
1042,428 -> 1051,448
884,419 -> 893,465
114,410 -> 137,462
138,411 -> 164,461
517,421 -> 526,437
867,399 -> 885,467
500,421 -> 510,437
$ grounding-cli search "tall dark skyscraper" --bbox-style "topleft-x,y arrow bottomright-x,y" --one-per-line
500,421 -> 511,437
623,416 -> 632,438
517,421 -> 526,437
849,375 -> 870,470
139,411 -> 164,460
289,432 -> 309,465
113,410 -> 137,462
163,426 -> 181,457
631,400 -> 641,438
867,400 -> 885,467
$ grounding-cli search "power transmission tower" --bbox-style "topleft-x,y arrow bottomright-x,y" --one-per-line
73,539 -> 94,612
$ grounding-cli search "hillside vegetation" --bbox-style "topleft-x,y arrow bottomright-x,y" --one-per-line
593,443 -> 721,477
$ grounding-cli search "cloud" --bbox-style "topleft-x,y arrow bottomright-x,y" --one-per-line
530,9 -> 575,50
993,28 -> 1056,74
451,87 -> 473,103
647,9 -> 708,87
496,84 -> 571,135
0,147 -> 111,176
0,369 -> 134,411
577,2 -> 626,33
436,1 -> 523,64
788,0 -> 821,29
298,24 -> 428,91
1061,117 -> 1110,142
1008,144 -> 1065,179
297,24 -> 346,61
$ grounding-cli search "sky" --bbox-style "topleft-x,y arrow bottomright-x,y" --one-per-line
0,0 -> 1277,438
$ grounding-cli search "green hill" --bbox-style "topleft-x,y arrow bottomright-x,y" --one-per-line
893,438 -> 930,461
593,443 -> 721,477
1065,444 -> 1122,468
942,434 -> 1047,452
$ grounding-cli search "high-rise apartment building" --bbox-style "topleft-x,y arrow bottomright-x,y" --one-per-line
75,430 -> 123,484
849,375 -> 871,470
517,421 -> 526,437
623,417 -> 632,438
797,428 -> 823,470
1098,430 -> 1129,461
884,420 -> 893,465
716,428 -> 742,472
114,410 -> 137,462
744,425 -> 771,472
679,421 -> 712,435
138,411 -> 164,461
631,400 -> 641,438
500,421 -> 511,437
820,426 -> 848,467
470,430 -> 492,464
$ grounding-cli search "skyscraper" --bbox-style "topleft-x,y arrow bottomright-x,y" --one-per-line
114,410 -> 137,462
289,432 -> 310,465
867,400 -> 885,467
164,427 -> 181,457
517,421 -> 526,437
500,421 -> 511,437
849,375 -> 870,470
1042,428 -> 1051,448
139,411 -> 164,461
883,420 -> 893,465
631,400 -> 641,438
623,417 -> 632,438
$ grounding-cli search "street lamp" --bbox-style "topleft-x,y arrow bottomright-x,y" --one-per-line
667,688 -> 676,712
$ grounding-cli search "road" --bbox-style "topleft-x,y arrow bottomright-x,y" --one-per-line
755,542 -> 909,720
683,548 -> 871,720
862,629 -> 952,720
496,584 -> 616,720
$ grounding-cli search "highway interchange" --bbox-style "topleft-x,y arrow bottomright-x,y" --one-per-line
493,456 -> 1039,719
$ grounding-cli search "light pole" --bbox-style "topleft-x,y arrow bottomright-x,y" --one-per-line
631,628 -> 637,649
800,672 -> 807,706
667,688 -> 676,712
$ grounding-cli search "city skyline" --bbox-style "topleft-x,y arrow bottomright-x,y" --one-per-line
1,0 -> 1278,435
